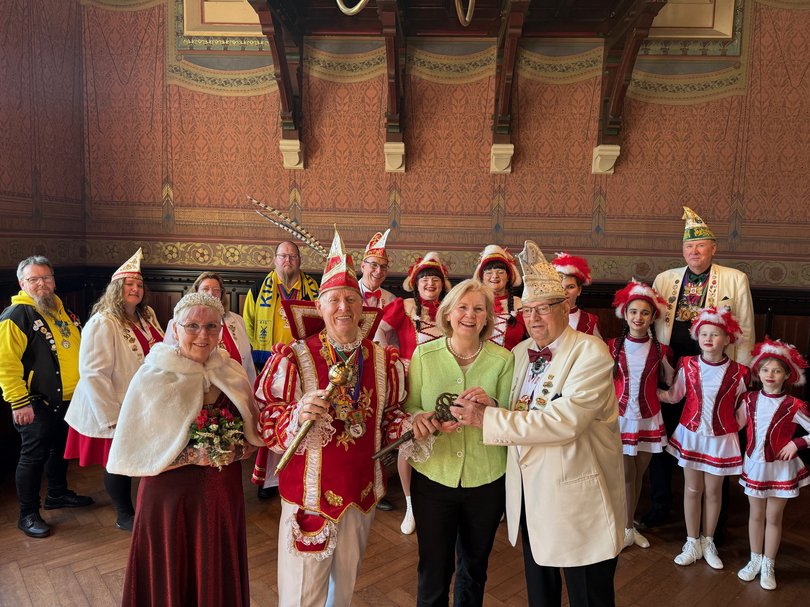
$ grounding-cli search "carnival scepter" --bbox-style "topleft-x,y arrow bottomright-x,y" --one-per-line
371,392 -> 458,461
275,349 -> 358,474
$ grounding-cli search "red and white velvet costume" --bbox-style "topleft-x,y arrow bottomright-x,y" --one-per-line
660,355 -> 750,475
737,391 -> 810,498
607,335 -> 673,455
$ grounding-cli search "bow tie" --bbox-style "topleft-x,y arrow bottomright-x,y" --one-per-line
528,347 -> 552,364
365,289 -> 382,301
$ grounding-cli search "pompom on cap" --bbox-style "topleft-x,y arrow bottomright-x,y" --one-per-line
750,337 -> 808,386
689,306 -> 743,344
551,252 -> 592,286
612,279 -> 667,319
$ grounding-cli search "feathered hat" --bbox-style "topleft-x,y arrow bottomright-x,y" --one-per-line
403,252 -> 452,293
472,245 -> 522,287
517,241 -> 566,302
689,306 -> 743,344
682,206 -> 716,242
364,229 -> 391,261
613,279 -> 667,319
750,337 -> 808,386
112,248 -> 143,281
320,227 -> 360,294
551,252 -> 592,286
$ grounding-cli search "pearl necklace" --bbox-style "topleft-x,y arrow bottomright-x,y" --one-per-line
446,337 -> 483,361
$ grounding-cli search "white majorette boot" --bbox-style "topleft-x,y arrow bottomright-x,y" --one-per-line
760,556 -> 776,590
700,535 -> 724,570
674,537 -> 702,566
623,528 -> 634,549
632,527 -> 650,548
737,552 -> 762,581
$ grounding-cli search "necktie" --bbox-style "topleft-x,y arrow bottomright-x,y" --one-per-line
365,289 -> 382,301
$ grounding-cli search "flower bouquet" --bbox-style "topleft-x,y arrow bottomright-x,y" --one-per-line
187,403 -> 246,470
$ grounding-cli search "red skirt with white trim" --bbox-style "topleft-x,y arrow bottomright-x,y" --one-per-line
666,424 -> 742,476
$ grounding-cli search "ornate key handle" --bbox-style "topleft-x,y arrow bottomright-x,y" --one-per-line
371,392 -> 459,461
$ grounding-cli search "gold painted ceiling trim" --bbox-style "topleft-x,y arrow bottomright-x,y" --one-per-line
517,47 -> 603,84
407,47 -> 496,84
303,46 -> 387,83
80,0 -> 163,10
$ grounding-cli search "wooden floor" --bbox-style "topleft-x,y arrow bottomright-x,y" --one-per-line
1,461 -> 808,607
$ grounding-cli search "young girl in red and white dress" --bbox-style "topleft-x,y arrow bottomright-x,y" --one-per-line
379,252 -> 452,534
607,280 -> 674,550
472,245 -> 526,351
658,306 -> 750,570
551,252 -> 601,337
736,338 -> 810,590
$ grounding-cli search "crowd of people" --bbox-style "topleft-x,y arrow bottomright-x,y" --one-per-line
1,206 -> 808,606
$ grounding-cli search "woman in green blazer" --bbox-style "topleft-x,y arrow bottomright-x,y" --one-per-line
406,279 -> 514,607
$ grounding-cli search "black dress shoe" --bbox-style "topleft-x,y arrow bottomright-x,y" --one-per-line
115,513 -> 135,531
639,507 -> 671,529
376,497 -> 394,511
257,486 -> 278,500
44,489 -> 95,510
18,513 -> 51,538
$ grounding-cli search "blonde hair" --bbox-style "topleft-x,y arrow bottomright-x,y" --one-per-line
191,271 -> 226,305
91,277 -> 150,326
436,279 -> 495,341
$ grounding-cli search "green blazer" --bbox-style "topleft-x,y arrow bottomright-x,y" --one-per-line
405,338 -> 514,488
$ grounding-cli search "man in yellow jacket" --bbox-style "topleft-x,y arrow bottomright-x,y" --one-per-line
0,255 -> 93,538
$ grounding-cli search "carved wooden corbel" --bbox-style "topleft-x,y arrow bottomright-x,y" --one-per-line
490,0 -> 529,174
377,0 -> 406,172
249,0 -> 305,169
594,0 -> 667,174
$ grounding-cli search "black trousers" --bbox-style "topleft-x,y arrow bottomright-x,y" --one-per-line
520,498 -> 617,607
411,470 -> 505,607
14,402 -> 70,516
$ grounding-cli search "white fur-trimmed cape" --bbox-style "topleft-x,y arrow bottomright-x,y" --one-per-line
106,342 -> 263,477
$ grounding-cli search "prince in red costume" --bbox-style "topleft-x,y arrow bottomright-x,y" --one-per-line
255,228 -> 412,607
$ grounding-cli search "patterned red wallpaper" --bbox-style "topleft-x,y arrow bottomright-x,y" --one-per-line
1,0 -> 808,291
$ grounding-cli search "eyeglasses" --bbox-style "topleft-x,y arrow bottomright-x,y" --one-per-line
521,300 -> 565,317
364,261 -> 389,272
276,254 -> 300,261
177,322 -> 221,334
23,275 -> 55,285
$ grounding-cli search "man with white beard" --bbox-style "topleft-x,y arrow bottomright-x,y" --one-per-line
0,255 -> 93,538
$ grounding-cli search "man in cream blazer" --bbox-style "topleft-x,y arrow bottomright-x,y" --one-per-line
452,241 -> 624,607
645,207 -> 755,529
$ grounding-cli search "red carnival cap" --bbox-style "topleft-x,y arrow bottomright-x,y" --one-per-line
402,252 -> 452,293
319,227 -> 360,294
612,279 -> 667,319
551,252 -> 592,286
750,337 -> 808,386
689,306 -> 743,344
472,245 -> 522,287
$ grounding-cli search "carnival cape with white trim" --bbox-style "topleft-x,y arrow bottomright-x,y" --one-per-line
106,343 -> 263,477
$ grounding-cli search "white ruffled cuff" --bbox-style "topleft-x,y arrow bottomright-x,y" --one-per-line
397,415 -> 436,464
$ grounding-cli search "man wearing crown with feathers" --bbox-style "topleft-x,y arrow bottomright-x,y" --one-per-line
254,228 -> 428,607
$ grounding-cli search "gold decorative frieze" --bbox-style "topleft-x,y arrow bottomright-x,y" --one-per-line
517,46 -> 603,84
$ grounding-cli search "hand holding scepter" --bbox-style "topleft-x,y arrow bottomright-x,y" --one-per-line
275,350 -> 358,474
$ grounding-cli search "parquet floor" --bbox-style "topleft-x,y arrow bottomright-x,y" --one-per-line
0,461 -> 808,606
